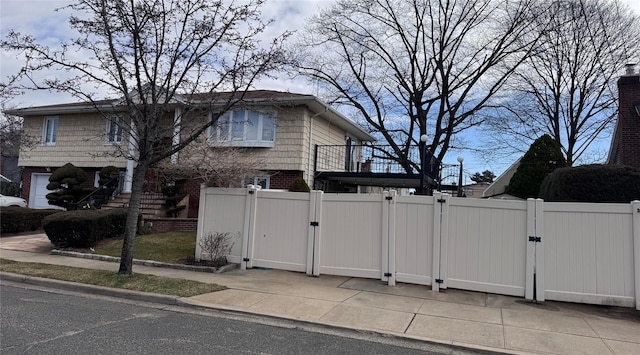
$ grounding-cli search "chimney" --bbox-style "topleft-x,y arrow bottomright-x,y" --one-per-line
624,63 -> 637,76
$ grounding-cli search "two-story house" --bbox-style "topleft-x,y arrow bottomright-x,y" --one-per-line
7,90 -> 375,215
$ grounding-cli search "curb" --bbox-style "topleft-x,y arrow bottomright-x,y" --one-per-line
1,272 -> 510,355
0,272 -> 180,305
50,250 -> 239,274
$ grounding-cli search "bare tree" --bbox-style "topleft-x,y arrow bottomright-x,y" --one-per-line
1,0 -> 288,274
491,0 -> 640,166
295,0 -> 544,174
155,137 -> 263,188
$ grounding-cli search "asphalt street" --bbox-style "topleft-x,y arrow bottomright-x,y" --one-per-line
0,284 -> 459,355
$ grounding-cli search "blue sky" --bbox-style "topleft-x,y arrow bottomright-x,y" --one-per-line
1,0 -> 639,178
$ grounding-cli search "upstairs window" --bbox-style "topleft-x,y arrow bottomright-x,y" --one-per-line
42,117 -> 58,145
106,116 -> 123,144
210,110 -> 276,147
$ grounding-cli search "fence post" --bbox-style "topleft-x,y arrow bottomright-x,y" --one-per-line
195,184 -> 207,261
382,190 -> 397,285
535,199 -> 545,302
307,190 -> 323,276
241,185 -> 259,270
431,192 -> 448,292
525,198 -> 545,302
632,200 -> 640,311
525,198 -> 535,301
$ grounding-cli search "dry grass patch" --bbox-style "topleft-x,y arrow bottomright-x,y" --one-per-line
0,258 -> 225,297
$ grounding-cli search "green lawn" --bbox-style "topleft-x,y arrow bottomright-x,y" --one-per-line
94,231 -> 197,263
0,258 -> 225,297
0,231 -> 228,296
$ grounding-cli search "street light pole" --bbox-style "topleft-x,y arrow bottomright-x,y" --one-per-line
457,156 -> 464,197
419,134 -> 428,195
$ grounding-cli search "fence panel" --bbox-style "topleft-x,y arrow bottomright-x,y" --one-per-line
543,203 -> 635,306
444,198 -> 528,296
196,188 -> 247,263
319,194 -> 384,278
250,190 -> 311,272
394,195 -> 435,285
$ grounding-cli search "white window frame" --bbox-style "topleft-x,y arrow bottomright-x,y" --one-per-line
105,116 -> 123,145
209,109 -> 276,148
42,117 -> 58,146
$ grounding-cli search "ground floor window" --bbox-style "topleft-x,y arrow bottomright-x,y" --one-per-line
243,176 -> 270,189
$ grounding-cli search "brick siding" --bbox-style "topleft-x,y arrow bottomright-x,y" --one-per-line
149,218 -> 198,233
269,170 -> 304,189
613,75 -> 640,168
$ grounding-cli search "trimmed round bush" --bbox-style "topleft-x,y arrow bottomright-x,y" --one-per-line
539,164 -> 640,202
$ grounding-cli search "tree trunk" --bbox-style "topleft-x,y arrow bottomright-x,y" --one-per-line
118,162 -> 149,275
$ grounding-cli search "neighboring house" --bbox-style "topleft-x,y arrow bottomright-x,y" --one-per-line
6,90 -> 375,215
482,158 -> 521,199
462,183 -> 491,198
608,64 -> 640,168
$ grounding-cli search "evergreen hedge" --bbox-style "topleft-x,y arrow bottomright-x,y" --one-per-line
507,135 -> 567,198
539,164 -> 640,202
42,208 -> 128,248
0,207 -> 62,233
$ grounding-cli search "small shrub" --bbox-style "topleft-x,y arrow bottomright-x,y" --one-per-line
42,208 -> 128,248
288,177 -> 311,192
0,207 -> 62,233
98,166 -> 120,186
162,179 -> 187,217
199,232 -> 237,267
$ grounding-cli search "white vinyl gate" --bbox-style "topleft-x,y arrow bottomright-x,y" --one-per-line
197,186 -> 640,309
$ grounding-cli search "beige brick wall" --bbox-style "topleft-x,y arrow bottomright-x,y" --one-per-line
19,113 -> 128,168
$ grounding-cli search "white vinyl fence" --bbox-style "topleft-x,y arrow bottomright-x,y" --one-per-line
196,186 -> 640,309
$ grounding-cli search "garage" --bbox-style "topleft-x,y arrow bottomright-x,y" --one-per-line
28,173 -> 63,209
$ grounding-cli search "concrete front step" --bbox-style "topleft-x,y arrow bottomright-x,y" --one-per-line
100,192 -> 167,218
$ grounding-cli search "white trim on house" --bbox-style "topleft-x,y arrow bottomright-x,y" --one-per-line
42,117 -> 58,146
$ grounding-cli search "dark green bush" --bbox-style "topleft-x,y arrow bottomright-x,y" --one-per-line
288,177 -> 311,192
46,163 -> 88,209
507,134 -> 567,199
539,164 -> 640,202
98,165 -> 120,186
42,208 -> 128,248
0,207 -> 62,233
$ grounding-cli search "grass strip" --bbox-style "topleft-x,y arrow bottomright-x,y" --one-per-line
0,258 -> 225,297
94,232 -> 196,264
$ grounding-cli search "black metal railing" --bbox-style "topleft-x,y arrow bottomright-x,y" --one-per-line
314,144 -> 441,180
77,174 -> 124,209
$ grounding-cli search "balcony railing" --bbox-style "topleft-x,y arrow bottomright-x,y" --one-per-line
314,144 -> 441,181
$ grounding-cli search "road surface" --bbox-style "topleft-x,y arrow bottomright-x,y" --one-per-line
1,283 -> 469,354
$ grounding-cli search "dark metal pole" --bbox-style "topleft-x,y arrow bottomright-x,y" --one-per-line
457,159 -> 463,197
419,140 -> 425,195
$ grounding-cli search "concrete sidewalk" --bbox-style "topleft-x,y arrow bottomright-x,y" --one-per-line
1,233 -> 639,354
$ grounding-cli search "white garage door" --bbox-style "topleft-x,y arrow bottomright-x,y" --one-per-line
29,173 -> 63,209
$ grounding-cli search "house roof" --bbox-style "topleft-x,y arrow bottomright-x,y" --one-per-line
482,157 -> 521,198
5,90 -> 375,141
